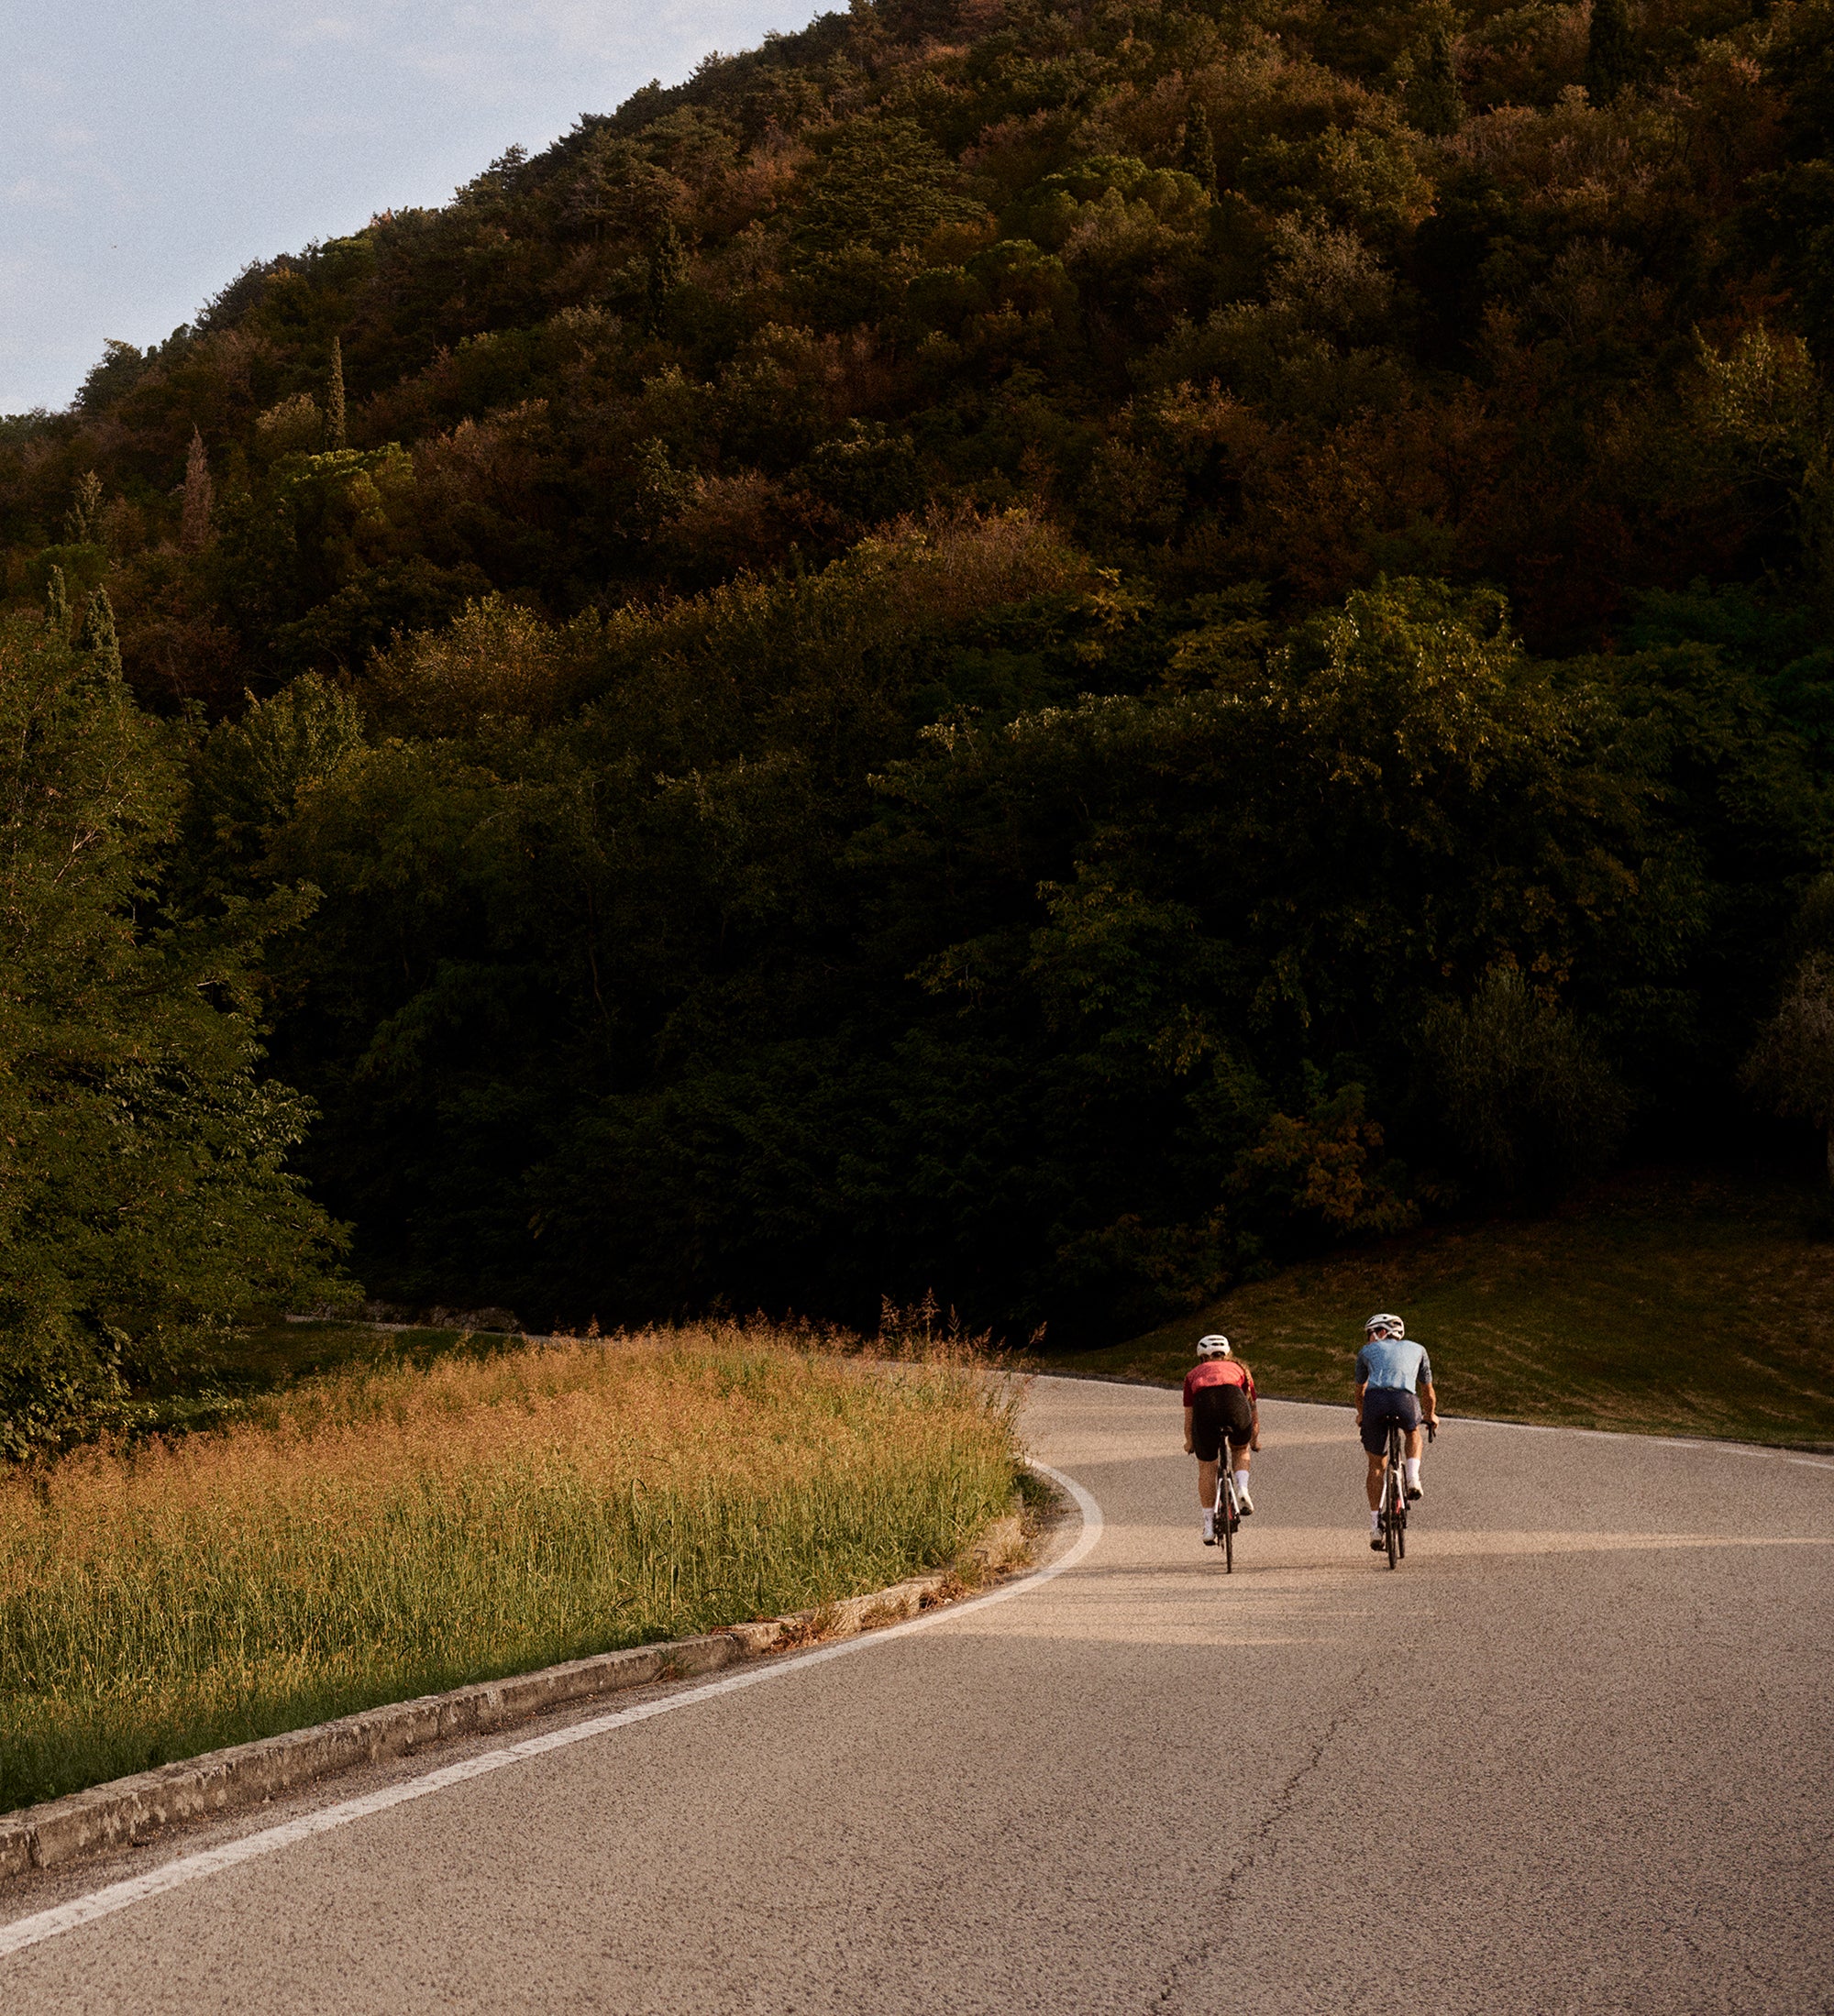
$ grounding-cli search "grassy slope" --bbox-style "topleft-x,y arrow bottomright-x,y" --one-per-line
1065,1170 -> 1834,1448
3,1329 -> 1019,1811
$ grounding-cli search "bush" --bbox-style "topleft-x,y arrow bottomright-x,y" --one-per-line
1419,967 -> 1630,1195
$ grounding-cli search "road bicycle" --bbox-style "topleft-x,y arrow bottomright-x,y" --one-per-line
1377,1416 -> 1435,1570
1212,1464 -> 1242,1573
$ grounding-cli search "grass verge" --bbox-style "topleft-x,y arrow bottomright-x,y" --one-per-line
0,1324 -> 1019,1812
1066,1168 -> 1834,1448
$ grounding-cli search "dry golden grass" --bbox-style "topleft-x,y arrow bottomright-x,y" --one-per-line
0,1324 -> 1020,1811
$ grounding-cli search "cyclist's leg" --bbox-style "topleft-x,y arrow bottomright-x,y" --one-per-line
1228,1433 -> 1254,1512
1192,1394 -> 1224,1539
1361,1393 -> 1392,1543
1221,1390 -> 1254,1508
1363,1397 -> 1391,1506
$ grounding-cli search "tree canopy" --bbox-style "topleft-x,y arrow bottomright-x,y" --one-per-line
1,0 -> 1832,1355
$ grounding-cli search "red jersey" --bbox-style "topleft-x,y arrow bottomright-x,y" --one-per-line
1183,1358 -> 1254,1405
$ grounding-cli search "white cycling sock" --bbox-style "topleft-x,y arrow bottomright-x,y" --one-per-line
1233,1469 -> 1251,1496
1403,1457 -> 1421,1489
1370,1509 -> 1382,1534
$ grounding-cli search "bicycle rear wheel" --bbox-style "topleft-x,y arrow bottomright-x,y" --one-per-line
1385,1427 -> 1401,1570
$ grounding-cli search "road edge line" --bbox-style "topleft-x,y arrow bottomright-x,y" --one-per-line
0,1506 -> 1036,1883
0,1462 -> 1101,1963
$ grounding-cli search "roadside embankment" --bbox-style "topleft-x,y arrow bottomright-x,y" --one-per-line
0,1326 -> 1022,1812
1071,1168 -> 1834,1448
0,1506 -> 1034,1880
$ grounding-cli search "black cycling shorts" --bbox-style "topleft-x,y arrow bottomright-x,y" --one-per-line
1360,1386 -> 1420,1455
1192,1385 -> 1254,1461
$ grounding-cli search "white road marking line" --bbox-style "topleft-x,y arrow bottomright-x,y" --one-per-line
0,1463 -> 1103,1964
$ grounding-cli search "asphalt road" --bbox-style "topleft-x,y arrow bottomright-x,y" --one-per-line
5,1377 -> 1833,2014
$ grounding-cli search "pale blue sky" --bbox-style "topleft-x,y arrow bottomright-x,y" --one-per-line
3,2 -> 824,413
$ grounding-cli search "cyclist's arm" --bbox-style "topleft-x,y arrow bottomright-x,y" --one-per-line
1183,1403 -> 1195,1455
1354,1378 -> 1367,1427
1245,1366 -> 1262,1449
1420,1378 -> 1438,1427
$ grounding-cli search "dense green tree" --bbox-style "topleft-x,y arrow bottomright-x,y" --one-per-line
1405,24 -> 1465,135
0,608 -> 348,1455
0,0 -> 1830,1344
185,564 -> 1823,1336
1418,969 -> 1628,1195
1586,0 -> 1640,103
1742,955 -> 1834,1183
327,336 -> 348,451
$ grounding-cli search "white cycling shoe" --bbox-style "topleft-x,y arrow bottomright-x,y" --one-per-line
1201,1510 -> 1216,1546
1235,1483 -> 1254,1515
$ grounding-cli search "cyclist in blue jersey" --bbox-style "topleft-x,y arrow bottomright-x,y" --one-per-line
1355,1314 -> 1439,1551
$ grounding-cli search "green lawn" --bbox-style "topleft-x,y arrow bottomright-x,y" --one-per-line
1064,1169 -> 1834,1448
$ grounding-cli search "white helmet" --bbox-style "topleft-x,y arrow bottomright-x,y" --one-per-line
1197,1333 -> 1232,1357
1365,1313 -> 1404,1340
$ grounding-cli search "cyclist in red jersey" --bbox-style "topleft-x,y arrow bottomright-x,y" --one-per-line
1182,1334 -> 1261,1545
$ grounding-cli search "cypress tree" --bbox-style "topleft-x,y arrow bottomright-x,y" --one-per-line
647,223 -> 687,317
1181,107 -> 1218,193
79,589 -> 122,679
657,222 -> 693,300
45,566 -> 70,639
64,471 -> 105,546
1586,0 -> 1639,103
1406,25 -> 1464,136
327,336 -> 348,451
180,427 -> 214,554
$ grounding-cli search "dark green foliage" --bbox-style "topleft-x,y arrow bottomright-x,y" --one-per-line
1180,108 -> 1218,192
1586,0 -> 1640,102
793,117 -> 982,259
1419,969 -> 1629,1195
1405,25 -> 1464,135
78,588 -> 120,677
327,336 -> 348,451
0,0 -> 1831,1347
0,609 -> 349,1456
178,564 -> 1826,1338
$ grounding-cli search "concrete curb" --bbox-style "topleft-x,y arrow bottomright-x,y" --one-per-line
0,1512 -> 1027,1883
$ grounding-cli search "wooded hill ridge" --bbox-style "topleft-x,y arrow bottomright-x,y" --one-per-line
3,0 -> 1833,1428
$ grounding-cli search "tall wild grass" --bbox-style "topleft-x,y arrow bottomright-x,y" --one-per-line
0,1326 -> 1020,1810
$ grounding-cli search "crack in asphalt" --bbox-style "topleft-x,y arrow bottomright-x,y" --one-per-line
1150,1669 -> 1368,2011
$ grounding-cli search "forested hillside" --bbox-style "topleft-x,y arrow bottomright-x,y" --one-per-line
4,0 -> 1833,1364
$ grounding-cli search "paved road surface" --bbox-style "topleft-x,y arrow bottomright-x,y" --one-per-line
6,1378 -> 1833,2013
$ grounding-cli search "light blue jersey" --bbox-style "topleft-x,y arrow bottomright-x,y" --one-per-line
1355,1337 -> 1433,1393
